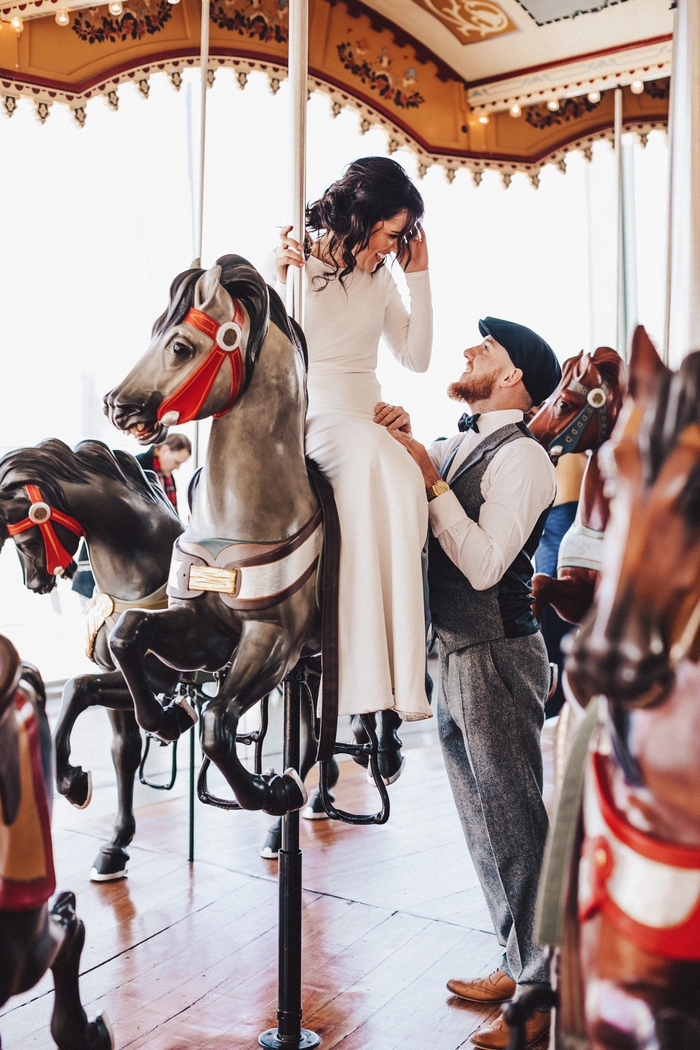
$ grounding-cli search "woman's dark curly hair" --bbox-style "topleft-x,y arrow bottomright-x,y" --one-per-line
305,156 -> 424,286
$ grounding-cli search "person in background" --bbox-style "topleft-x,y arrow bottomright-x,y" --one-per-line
136,433 -> 191,516
535,452 -> 586,718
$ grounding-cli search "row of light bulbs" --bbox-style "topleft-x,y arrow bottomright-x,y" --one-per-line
6,0 -> 180,31
476,79 -> 647,125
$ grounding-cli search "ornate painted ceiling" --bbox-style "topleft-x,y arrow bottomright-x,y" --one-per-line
0,0 -> 672,183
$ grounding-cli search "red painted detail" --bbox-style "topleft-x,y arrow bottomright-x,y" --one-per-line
6,484 -> 84,576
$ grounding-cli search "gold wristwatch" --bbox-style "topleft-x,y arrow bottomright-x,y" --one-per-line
427,479 -> 450,502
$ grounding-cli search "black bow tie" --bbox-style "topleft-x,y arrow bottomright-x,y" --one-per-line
458,412 -> 481,434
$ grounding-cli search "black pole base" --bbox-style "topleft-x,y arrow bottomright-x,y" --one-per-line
258,1027 -> 320,1048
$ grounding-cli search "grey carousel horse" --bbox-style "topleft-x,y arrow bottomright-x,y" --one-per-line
103,254 -> 402,816
0,635 -> 113,1050
0,438 -> 184,880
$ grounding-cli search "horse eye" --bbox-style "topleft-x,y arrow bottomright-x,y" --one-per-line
171,340 -> 193,357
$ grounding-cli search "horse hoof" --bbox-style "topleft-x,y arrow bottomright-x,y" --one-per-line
90,846 -> 129,882
368,754 -> 406,787
88,1011 -> 114,1049
302,788 -> 331,820
174,694 -> 198,726
58,768 -> 93,809
260,825 -> 281,860
262,767 -> 308,816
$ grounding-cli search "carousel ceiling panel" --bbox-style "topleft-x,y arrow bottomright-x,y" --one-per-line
0,0 -> 670,182
514,0 -> 636,25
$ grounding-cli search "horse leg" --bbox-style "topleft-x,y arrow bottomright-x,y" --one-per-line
88,708 -> 142,883
202,623 -> 307,815
110,605 -> 229,742
374,709 -> 404,785
49,892 -> 113,1050
54,671 -> 132,808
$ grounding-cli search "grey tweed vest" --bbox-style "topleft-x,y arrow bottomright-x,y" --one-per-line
428,423 -> 549,654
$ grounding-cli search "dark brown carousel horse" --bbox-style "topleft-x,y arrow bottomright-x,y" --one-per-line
103,254 -> 397,819
0,634 -> 113,1050
530,329 -> 700,1050
0,438 -> 183,881
529,347 -> 627,625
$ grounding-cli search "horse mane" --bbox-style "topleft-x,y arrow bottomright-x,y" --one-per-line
0,438 -> 163,516
647,351 -> 700,481
150,253 -> 306,385
591,345 -> 627,390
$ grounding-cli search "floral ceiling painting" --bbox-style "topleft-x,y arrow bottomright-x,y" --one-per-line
410,0 -> 516,45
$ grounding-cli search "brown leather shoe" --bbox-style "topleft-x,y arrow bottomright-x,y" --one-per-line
446,969 -> 516,1004
470,1009 -> 550,1049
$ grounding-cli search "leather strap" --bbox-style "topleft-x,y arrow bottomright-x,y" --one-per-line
157,301 -> 246,425
7,485 -> 84,576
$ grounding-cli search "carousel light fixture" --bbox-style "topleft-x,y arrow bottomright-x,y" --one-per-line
547,98 -> 560,112
55,8 -> 70,24
10,13 -> 23,30
509,104 -> 522,118
630,79 -> 645,95
478,114 -> 489,125
167,0 -> 181,5
587,90 -> 601,103
108,0 -> 123,14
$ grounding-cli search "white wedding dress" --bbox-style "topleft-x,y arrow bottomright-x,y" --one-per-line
274,255 -> 433,721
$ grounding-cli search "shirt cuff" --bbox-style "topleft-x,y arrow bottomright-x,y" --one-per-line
405,268 -> 430,286
428,489 -> 468,533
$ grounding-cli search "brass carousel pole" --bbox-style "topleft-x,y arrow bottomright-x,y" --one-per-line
259,1 -> 318,1046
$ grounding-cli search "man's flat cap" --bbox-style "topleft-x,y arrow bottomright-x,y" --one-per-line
478,316 -> 562,408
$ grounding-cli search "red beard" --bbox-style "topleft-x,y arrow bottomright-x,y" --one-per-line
448,369 -> 499,404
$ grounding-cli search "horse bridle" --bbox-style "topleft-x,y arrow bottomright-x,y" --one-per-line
157,300 -> 246,427
549,374 -> 611,456
7,484 -> 85,577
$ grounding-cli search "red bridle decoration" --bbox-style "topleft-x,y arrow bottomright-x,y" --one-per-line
157,300 -> 246,426
7,484 -> 85,577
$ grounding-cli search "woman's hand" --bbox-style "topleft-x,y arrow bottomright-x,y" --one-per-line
275,225 -> 305,285
399,225 -> 429,273
374,402 -> 412,434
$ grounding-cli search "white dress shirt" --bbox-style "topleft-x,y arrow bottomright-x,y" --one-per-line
428,410 -> 556,591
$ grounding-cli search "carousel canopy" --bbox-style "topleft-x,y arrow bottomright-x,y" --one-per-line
0,0 -> 672,181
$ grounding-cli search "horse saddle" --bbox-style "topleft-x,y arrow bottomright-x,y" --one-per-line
167,507 -> 323,611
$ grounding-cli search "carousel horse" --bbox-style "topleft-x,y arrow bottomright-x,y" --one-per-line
104,254 -> 398,818
0,634 -> 113,1050
529,346 -> 627,626
527,328 -> 700,1050
0,438 -> 184,881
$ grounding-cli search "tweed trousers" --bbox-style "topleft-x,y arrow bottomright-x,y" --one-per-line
437,631 -> 550,985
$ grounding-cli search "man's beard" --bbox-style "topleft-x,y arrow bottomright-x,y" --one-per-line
448,368 -> 499,404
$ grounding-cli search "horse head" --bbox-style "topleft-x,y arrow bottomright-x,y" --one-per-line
529,346 -> 627,460
566,327 -> 700,708
104,255 -> 274,444
0,441 -> 86,594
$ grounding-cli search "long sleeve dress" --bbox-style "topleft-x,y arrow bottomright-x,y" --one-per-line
299,255 -> 433,721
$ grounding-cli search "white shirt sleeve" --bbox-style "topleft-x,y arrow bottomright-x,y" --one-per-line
381,269 -> 432,373
428,439 -> 556,591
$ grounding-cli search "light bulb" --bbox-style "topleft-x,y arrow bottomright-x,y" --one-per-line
55,8 -> 70,24
630,79 -> 644,95
108,1 -> 123,15
547,98 -> 560,112
10,14 -> 23,31
167,0 -> 181,5
509,104 -> 522,118
478,114 -> 489,125
587,90 -> 601,103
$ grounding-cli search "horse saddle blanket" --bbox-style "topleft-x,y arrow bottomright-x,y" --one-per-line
85,583 -> 169,662
557,519 -> 604,573
579,746 -> 700,960
0,688 -> 55,910
167,507 -> 323,611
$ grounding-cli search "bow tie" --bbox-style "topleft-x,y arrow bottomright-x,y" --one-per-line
458,413 -> 481,434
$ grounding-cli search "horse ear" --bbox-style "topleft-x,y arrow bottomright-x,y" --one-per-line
194,265 -> 234,323
629,326 -> 668,403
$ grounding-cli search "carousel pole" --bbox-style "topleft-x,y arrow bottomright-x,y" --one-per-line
191,0 -> 211,472
259,1 -> 318,1047
664,0 -> 700,367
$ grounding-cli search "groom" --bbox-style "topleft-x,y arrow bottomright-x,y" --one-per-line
376,317 -> 560,1049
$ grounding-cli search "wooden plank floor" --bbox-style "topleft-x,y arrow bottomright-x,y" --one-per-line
1,688 -> 555,1050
